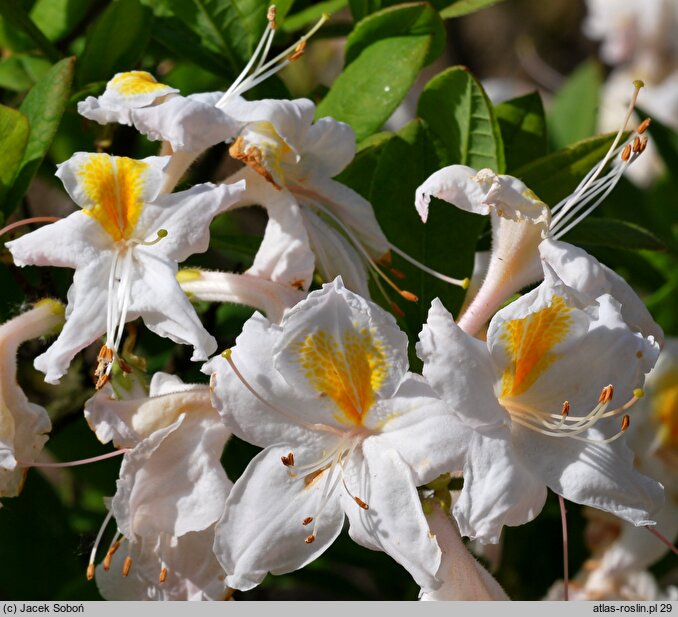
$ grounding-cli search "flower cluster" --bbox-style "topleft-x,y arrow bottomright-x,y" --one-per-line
1,4 -> 675,602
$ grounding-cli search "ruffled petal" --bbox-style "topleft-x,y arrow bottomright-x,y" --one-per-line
299,116 -> 356,179
214,445 -> 345,591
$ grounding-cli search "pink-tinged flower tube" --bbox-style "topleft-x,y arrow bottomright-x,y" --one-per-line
5,152 -> 245,385
0,300 -> 64,498
417,245 -> 664,544
204,278 -> 470,592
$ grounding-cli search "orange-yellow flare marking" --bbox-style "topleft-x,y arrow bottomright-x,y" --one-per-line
110,71 -> 170,97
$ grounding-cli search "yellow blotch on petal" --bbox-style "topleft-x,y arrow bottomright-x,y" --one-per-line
109,71 -> 170,97
500,295 -> 572,398
296,328 -> 388,426
79,154 -> 147,242
651,370 -> 678,449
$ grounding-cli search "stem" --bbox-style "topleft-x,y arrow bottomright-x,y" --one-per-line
559,494 -> 569,601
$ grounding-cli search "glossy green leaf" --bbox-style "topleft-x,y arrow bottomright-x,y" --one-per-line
0,54 -> 52,92
368,119 -> 483,344
417,65 -> 505,171
0,105 -> 30,209
345,2 -> 445,66
638,107 -> 678,177
495,91 -> 547,172
317,5 -> 445,142
77,0 -> 152,87
0,0 -> 61,61
562,217 -> 667,252
282,0 -> 347,32
336,131 -> 394,197
439,0 -> 505,18
514,132 -> 620,206
547,60 -> 602,150
3,56 -> 75,216
30,0 -> 95,42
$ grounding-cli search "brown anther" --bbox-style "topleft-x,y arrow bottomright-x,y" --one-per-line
390,302 -> 405,318
639,137 -> 648,153
400,290 -> 418,302
599,385 -> 614,404
637,118 -> 651,134
354,497 -> 369,510
621,144 -> 632,161
159,567 -> 168,584
389,267 -> 406,280
122,556 -> 132,577
288,41 -> 306,62
302,516 -> 313,526
621,415 -> 630,432
95,373 -> 110,390
86,563 -> 95,581
281,452 -> 295,467
94,345 -> 115,390
633,136 -> 642,153
118,358 -> 132,374
267,5 -> 277,27
305,534 -> 316,544
561,401 -> 570,417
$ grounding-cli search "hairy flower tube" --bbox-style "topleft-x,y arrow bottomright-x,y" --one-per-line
204,277 -> 469,592
5,152 -> 245,385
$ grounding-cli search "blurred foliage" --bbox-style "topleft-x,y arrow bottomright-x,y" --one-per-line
0,0 -> 676,602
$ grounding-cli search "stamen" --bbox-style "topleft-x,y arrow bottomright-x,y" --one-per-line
637,118 -> 651,134
305,534 -> 316,544
645,526 -> 678,556
19,448 -> 128,468
87,509 -> 114,581
599,385 -> 614,405
621,144 -> 632,161
122,556 -> 132,577
103,536 -> 122,571
621,414 -> 630,432
136,228 -> 167,247
390,302 -> 405,318
281,452 -> 295,467
159,567 -> 168,584
559,495 -> 569,601
632,136 -> 642,153
302,517 -> 313,525
0,216 -> 60,238
389,267 -> 406,280
354,497 -> 369,510
387,241 -> 470,289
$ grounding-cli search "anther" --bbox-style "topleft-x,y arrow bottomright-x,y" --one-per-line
302,517 -> 313,526
288,41 -> 306,62
103,540 -> 121,571
561,401 -> 570,417
122,556 -> 132,577
390,302 -> 405,318
637,118 -> 651,134
281,452 -> 295,467
354,497 -> 369,510
389,267 -> 406,280
621,144 -> 632,161
400,290 -> 418,302
139,229 -> 168,247
621,415 -> 630,432
267,4 -> 277,27
639,137 -> 648,153
599,385 -> 614,404
633,388 -> 645,399
633,136 -> 642,153
305,534 -> 316,544
159,567 -> 168,584
86,563 -> 95,581
633,79 -> 645,90
221,348 -> 233,359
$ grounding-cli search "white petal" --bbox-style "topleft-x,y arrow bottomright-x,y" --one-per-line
414,165 -> 487,223
453,426 -> 547,543
417,299 -> 506,428
343,441 -> 442,592
131,94 -> 240,151
368,373 -> 471,485
112,411 -> 231,539
128,253 -> 217,361
136,180 -> 246,263
299,116 -> 356,179
512,423 -> 664,526
274,278 -> 410,428
214,445 -> 345,591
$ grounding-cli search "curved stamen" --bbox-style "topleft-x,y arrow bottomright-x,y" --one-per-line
0,216 -> 60,238
87,509 -> 115,581
387,241 -> 469,289
18,449 -> 128,468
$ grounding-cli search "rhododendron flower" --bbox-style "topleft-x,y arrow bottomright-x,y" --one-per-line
5,152 -> 245,385
204,278 -> 468,591
415,87 -> 650,335
0,300 -> 64,498
417,245 -> 664,543
85,372 -> 231,585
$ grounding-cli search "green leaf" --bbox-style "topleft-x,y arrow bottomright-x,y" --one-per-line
495,91 -> 547,172
348,0 -> 382,22
282,0 -> 347,32
317,5 -> 445,142
562,217 -> 667,252
336,131 -> 394,197
514,132 -> 620,206
0,0 -> 61,62
417,65 -> 505,171
547,60 -> 602,150
30,0 -> 95,42
3,56 -> 75,217
76,0 -> 152,87
345,2 -> 446,67
0,54 -> 52,92
439,0 -> 505,18
367,119 -> 482,344
637,107 -> 678,176
0,105 -> 30,209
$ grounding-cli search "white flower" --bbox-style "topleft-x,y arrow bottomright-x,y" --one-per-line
415,94 -> 652,336
0,300 -> 64,498
204,278 -> 468,592
5,152 -> 245,385
417,246 -> 664,544
84,372 -> 231,589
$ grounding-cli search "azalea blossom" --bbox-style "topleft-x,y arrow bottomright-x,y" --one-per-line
417,244 -> 664,544
5,152 -> 245,385
0,300 -> 64,498
84,372 -> 231,588
415,84 -> 651,335
204,277 -> 469,592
